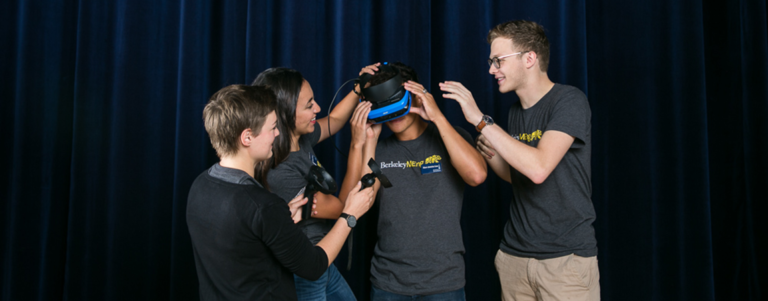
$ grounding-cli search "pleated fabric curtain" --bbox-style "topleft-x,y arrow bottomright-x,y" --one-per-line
1,0 -> 765,300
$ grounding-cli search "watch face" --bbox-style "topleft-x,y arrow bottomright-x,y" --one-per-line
484,115 -> 494,126
347,216 -> 357,228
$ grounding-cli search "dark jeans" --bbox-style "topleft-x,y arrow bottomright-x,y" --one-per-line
294,264 -> 356,301
370,285 -> 465,301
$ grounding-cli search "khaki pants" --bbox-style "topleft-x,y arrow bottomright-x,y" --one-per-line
495,250 -> 600,301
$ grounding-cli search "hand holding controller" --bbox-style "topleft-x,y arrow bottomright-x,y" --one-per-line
302,166 -> 337,221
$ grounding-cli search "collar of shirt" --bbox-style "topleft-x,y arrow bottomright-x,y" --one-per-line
208,163 -> 263,188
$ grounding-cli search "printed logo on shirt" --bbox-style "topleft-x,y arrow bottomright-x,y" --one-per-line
310,153 -> 322,167
380,155 -> 442,170
421,162 -> 442,174
514,129 -> 543,142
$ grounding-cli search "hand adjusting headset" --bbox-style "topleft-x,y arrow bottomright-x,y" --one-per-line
357,62 -> 412,124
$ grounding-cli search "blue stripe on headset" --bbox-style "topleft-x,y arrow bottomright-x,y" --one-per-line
367,90 -> 412,121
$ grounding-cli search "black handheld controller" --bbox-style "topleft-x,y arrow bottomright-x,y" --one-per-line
302,165 -> 337,221
360,158 -> 393,191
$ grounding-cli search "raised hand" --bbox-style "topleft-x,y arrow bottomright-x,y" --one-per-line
366,123 -> 382,142
439,81 -> 483,125
358,63 -> 381,76
350,101 -> 372,148
404,81 -> 444,122
355,63 -> 382,94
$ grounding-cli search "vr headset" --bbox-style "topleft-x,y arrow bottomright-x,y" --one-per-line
357,62 -> 412,124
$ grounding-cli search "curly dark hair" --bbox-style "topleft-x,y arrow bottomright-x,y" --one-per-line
369,62 -> 419,86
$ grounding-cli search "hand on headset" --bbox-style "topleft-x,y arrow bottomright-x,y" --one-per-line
358,63 -> 381,76
365,123 -> 382,142
404,81 -> 444,122
350,101 -> 373,148
355,63 -> 381,94
356,62 -> 381,91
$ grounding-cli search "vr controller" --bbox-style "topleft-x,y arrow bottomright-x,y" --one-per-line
302,166 -> 337,221
357,62 -> 412,124
301,159 -> 393,221
360,158 -> 392,190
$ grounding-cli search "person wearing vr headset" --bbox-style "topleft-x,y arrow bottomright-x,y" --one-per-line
250,66 -> 379,301
348,62 -> 487,300
440,20 -> 600,300
186,84 -> 375,300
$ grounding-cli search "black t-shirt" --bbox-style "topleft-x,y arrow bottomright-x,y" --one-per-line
186,165 -> 329,300
500,83 -> 598,259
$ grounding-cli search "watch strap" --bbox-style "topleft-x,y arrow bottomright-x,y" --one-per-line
339,213 -> 356,228
476,115 -> 490,132
475,120 -> 486,132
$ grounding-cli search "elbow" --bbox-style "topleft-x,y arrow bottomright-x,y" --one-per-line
468,172 -> 487,187
530,175 -> 547,185
465,168 -> 488,187
300,271 -> 323,281
528,169 -> 552,185
294,247 -> 329,281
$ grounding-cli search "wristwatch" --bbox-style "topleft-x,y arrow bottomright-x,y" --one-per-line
339,213 -> 357,228
475,115 -> 494,132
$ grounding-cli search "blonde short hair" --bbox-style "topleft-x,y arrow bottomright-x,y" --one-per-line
203,85 -> 276,157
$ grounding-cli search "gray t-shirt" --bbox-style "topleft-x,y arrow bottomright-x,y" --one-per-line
371,122 -> 472,295
267,123 -> 331,244
501,83 -> 598,259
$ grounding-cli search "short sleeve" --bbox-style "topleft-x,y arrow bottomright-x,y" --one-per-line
545,89 -> 591,148
267,166 -> 307,202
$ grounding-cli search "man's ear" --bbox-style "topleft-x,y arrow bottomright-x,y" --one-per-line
525,51 -> 538,70
240,129 -> 252,146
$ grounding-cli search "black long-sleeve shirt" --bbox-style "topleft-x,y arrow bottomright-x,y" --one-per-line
186,164 -> 328,300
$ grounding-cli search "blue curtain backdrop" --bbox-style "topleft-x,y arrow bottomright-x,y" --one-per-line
2,0 -> 766,300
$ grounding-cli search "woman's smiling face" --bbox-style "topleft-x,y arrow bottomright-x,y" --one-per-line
293,80 -> 320,136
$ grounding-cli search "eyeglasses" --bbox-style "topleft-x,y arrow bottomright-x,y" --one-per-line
487,51 -> 529,69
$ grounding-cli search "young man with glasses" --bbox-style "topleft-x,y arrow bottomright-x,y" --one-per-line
440,20 -> 600,300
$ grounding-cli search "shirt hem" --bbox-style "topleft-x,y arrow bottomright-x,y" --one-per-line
499,244 -> 598,260
371,279 -> 465,296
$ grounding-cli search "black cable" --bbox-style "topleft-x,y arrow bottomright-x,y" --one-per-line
326,78 -> 358,159
325,78 -> 360,271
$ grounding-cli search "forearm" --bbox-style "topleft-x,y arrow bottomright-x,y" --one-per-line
481,124 -> 551,184
339,144 -> 365,204
432,117 -> 487,186
362,139 -> 381,195
312,193 -> 344,219
486,150 -> 512,183
316,219 -> 352,267
320,90 -> 360,140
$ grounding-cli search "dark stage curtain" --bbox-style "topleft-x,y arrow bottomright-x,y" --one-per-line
1,0 -> 766,300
